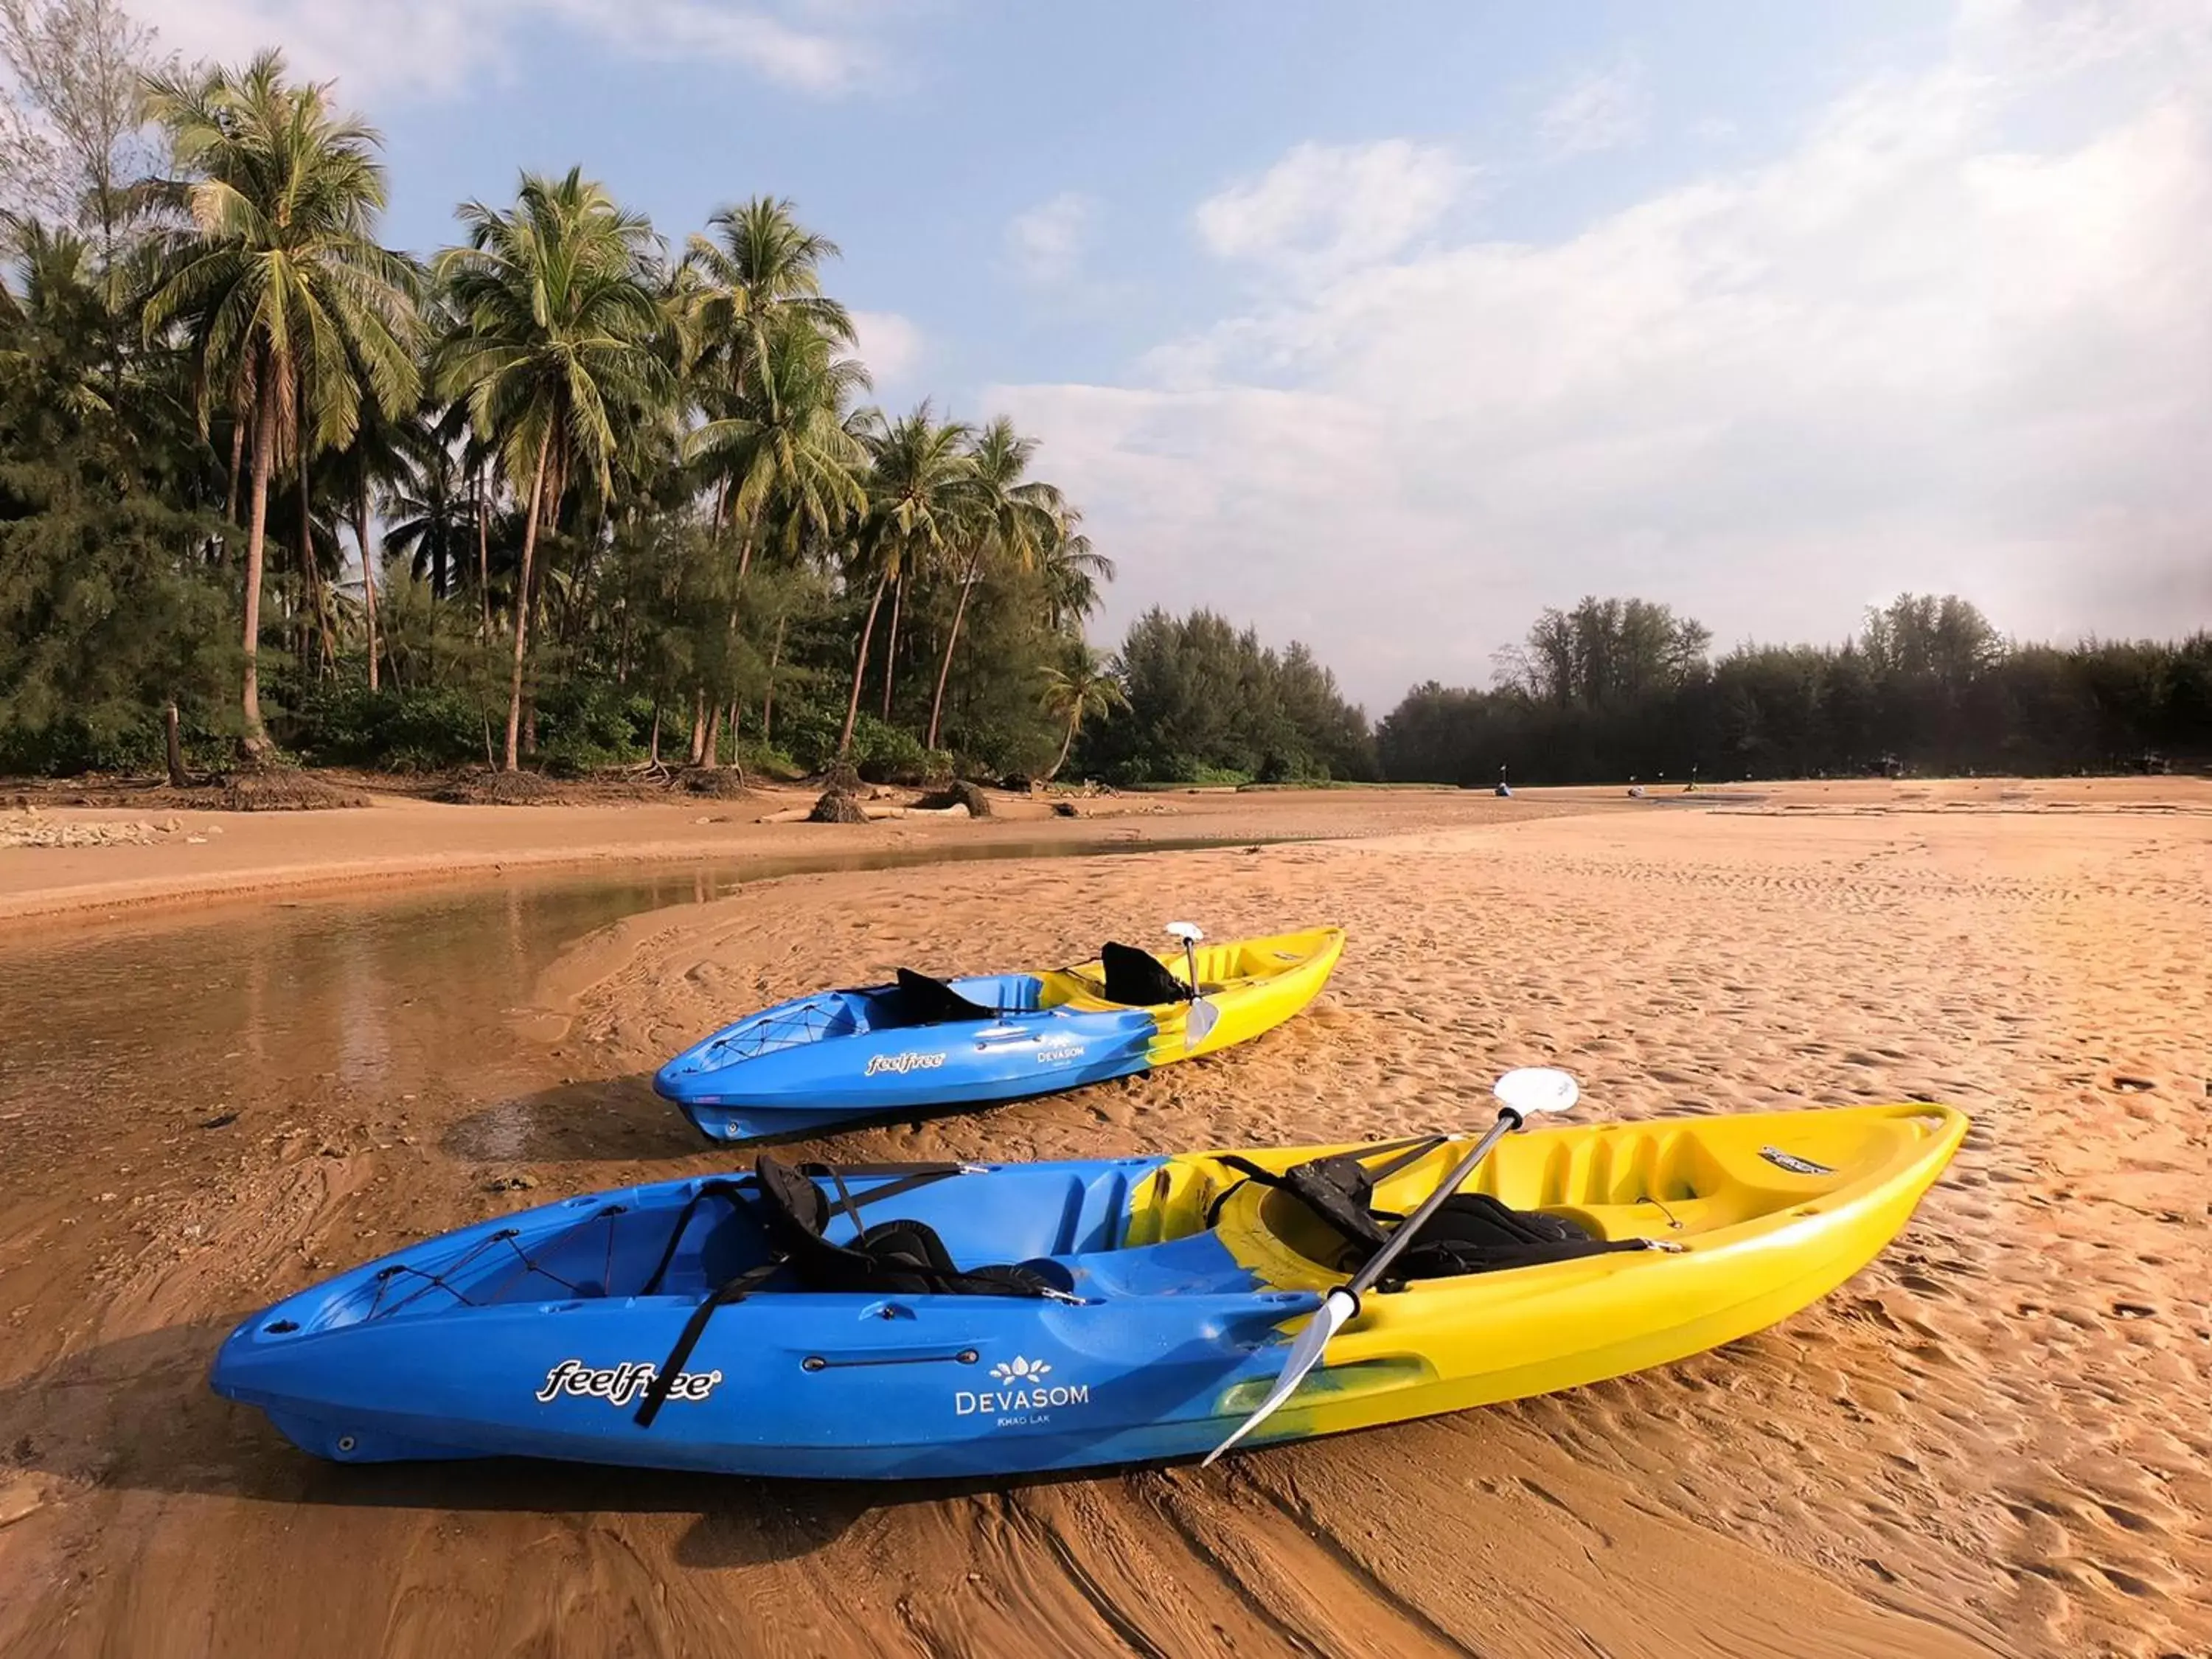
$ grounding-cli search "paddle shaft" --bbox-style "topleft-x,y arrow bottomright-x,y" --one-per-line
1343,1108 -> 1522,1298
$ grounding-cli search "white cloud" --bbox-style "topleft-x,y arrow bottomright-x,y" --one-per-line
1194,140 -> 1470,282
849,308 -> 922,388
995,6 -> 2212,707
1003,192 -> 1097,286
1538,61 -> 1651,158
128,0 -> 882,102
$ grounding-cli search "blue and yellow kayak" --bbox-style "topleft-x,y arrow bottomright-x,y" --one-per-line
653,925 -> 1346,1141
209,1101 -> 1965,1480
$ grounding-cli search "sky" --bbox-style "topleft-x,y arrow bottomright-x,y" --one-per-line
122,0 -> 2212,709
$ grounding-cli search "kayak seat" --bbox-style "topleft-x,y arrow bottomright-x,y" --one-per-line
1217,1150 -> 1649,1279
888,967 -> 1001,1024
754,1155 -> 1065,1298
1100,942 -> 1190,1006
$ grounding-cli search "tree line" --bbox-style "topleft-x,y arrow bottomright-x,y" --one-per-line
4,3 -> 2202,793
1379,594 -> 2211,786
1,2 -> 1133,785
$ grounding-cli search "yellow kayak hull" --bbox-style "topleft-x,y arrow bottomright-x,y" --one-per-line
1135,1101 -> 1968,1447
1040,924 -> 1346,1067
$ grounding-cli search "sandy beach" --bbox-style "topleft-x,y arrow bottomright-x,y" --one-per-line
0,778 -> 2205,1657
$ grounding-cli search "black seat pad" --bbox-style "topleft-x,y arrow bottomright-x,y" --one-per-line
752,1155 -> 1051,1298
891,967 -> 999,1023
1220,1150 -> 1644,1279
1100,942 -> 1189,1006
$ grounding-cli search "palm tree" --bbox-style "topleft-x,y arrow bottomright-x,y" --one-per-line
0,223 -> 114,420
684,316 -> 867,767
330,393 -> 424,689
684,196 -> 854,524
1040,647 -> 1127,782
1039,516 -> 1116,633
924,416 -> 1061,751
687,316 -> 868,571
841,402 -> 973,756
143,51 -> 420,758
434,167 -> 667,770
380,402 -> 473,600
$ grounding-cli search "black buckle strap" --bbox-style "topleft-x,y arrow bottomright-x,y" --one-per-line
633,1259 -> 782,1427
633,1161 -> 997,1431
1204,1133 -> 1449,1228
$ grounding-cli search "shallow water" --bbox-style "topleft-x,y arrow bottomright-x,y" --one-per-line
0,836 -> 1260,1180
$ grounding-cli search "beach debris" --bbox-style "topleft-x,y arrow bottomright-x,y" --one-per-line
200,1113 -> 239,1130
484,1173 -> 540,1193
917,781 -> 992,818
808,787 -> 870,824
680,769 -> 755,799
430,768 -> 560,807
215,768 -> 370,812
0,814 -> 166,848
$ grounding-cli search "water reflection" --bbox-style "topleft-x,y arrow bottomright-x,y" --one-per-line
0,837 -> 1266,1182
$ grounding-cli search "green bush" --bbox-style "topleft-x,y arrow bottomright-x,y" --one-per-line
768,703 -> 844,773
846,714 -> 950,785
0,709 -> 229,776
290,682 -> 484,771
534,679 -> 648,773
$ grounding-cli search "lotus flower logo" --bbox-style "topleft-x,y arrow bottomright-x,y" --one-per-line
988,1355 -> 1051,1384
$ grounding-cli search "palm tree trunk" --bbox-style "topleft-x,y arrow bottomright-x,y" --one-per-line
225,418 -> 246,529
925,553 -> 983,751
1043,711 -> 1080,782
761,613 -> 787,745
502,428 -> 553,771
880,575 -> 902,721
688,688 -> 706,765
164,699 -> 188,787
298,443 -> 336,682
475,473 -> 493,639
838,568 -> 894,757
239,379 -> 276,759
647,698 -> 661,765
355,483 -> 381,693
700,702 -> 723,771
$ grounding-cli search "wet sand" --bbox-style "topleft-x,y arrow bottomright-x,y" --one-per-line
0,779 -> 2206,1657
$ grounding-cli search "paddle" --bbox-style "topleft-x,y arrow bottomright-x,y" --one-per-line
1165,921 -> 1221,1049
1200,1065 -> 1581,1467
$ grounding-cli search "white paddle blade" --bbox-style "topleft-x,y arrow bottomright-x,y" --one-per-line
1183,996 -> 1221,1050
1493,1066 -> 1579,1117
1164,921 -> 1204,942
1203,1289 -> 1354,1467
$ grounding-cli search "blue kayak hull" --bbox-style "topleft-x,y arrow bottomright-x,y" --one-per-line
653,975 -> 1160,1143
210,1161 -> 1323,1481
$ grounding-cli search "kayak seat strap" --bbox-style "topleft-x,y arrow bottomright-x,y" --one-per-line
1205,1135 -> 1448,1237
638,1164 -> 971,1298
639,1178 -> 762,1297
633,1259 -> 782,1428
1209,1139 -> 1648,1279
754,1155 -> 1062,1301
